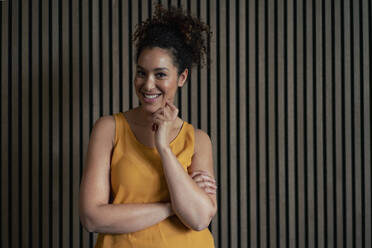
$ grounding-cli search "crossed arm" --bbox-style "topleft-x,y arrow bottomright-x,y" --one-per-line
79,116 -> 217,234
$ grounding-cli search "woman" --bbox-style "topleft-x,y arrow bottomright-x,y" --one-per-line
79,4 -> 217,247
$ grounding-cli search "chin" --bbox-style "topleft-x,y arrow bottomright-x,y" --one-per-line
139,102 -> 160,113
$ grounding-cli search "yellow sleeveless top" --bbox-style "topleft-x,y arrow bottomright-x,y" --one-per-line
94,112 -> 215,248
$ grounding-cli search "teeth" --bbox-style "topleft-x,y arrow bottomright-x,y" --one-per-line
144,94 -> 160,99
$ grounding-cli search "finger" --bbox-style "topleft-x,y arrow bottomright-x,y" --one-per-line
192,176 -> 216,186
152,118 -> 164,127
152,107 -> 165,116
162,95 -> 167,107
166,100 -> 177,110
191,172 -> 216,182
192,174 -> 216,183
204,188 -> 217,195
153,107 -> 172,120
195,177 -> 217,187
190,170 -> 213,177
199,186 -> 217,195
194,179 -> 217,189
153,115 -> 167,122
191,172 -> 215,179
165,101 -> 179,117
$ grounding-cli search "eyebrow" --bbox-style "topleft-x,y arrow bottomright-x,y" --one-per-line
137,65 -> 169,71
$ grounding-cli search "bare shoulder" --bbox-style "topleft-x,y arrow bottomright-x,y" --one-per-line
91,115 -> 116,146
188,127 -> 215,178
194,128 -> 212,154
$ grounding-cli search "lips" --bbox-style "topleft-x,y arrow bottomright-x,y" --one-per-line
143,93 -> 161,99
142,92 -> 162,103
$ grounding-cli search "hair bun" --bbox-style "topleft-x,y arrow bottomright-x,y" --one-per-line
133,3 -> 212,76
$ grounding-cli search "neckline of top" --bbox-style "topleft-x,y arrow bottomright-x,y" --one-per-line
120,112 -> 186,150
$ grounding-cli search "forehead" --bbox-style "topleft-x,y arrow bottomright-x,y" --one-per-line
137,47 -> 176,70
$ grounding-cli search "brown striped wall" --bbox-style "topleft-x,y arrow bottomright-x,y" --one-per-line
1,0 -> 371,247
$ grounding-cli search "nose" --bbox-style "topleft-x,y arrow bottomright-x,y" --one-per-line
143,75 -> 156,90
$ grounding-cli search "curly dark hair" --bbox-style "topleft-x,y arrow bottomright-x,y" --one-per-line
132,3 -> 212,78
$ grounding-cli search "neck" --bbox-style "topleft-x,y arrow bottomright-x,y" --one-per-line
134,106 -> 157,127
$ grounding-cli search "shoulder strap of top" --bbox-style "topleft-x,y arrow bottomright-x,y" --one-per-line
113,112 -> 126,147
176,121 -> 195,164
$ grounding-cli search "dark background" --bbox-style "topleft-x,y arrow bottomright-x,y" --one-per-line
1,0 -> 371,247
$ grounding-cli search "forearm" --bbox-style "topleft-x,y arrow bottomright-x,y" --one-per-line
158,147 -> 216,230
81,202 -> 172,234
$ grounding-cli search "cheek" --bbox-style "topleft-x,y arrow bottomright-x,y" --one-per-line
162,80 -> 178,94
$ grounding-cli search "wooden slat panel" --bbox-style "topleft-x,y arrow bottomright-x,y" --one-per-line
0,0 -> 371,247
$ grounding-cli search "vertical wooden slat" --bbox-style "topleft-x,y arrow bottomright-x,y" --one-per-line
71,0 -> 81,246
131,0 -> 138,109
277,0 -> 287,247
334,0 -> 345,246
352,0 -> 363,247
101,0 -> 110,116
41,0 -> 50,246
30,0 -> 41,246
1,1 -> 372,247
61,0 -> 70,246
1,2 -> 9,248
179,0 -> 189,122
343,0 -> 354,247
0,2 -> 3,245
248,0 -> 258,247
286,0 -> 297,246
219,0 -> 229,246
257,0 -> 267,246
80,0 -> 91,246
20,0 -> 31,247
227,0 -> 238,247
112,0 -> 120,114
363,0 -> 372,247
208,0 -> 219,245
325,0 -> 336,246
121,0 -> 130,112
314,0 -> 325,247
51,0 -> 60,246
9,1 -> 20,247
238,0 -> 248,247
267,0 -> 277,246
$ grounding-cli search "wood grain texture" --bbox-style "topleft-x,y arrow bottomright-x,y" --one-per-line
0,0 -> 371,247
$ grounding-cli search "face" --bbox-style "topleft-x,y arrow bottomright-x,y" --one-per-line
134,47 -> 188,113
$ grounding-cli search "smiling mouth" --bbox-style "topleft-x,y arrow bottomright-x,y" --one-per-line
143,93 -> 162,99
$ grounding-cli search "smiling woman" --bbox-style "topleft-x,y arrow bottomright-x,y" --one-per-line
78,3 -> 217,248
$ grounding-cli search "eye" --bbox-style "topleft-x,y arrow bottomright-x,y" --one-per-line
136,70 -> 145,77
156,72 -> 167,78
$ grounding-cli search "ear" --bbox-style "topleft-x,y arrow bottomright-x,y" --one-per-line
177,68 -> 188,87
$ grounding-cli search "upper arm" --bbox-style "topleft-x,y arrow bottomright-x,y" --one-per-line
188,128 -> 217,211
79,115 -> 116,219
